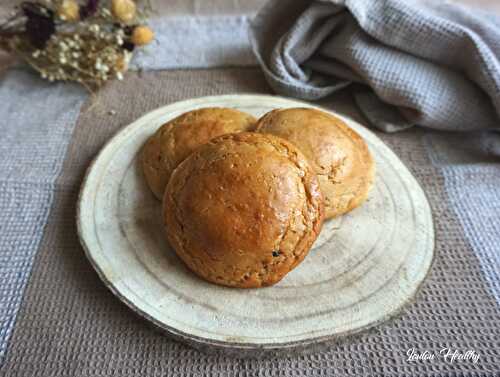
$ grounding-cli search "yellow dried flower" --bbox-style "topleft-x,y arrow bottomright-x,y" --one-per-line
131,26 -> 154,46
58,0 -> 80,21
115,52 -> 130,72
111,0 -> 137,23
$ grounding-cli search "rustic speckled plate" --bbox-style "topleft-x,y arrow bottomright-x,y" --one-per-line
77,95 -> 434,356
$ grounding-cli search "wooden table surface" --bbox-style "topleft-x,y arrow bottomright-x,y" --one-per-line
1,0 -> 500,18
455,0 -> 500,12
149,0 -> 500,16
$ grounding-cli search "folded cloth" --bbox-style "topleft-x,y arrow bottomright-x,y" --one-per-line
249,0 -> 500,132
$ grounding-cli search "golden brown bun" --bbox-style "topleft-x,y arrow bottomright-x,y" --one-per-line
141,108 -> 256,199
255,108 -> 375,219
163,132 -> 324,288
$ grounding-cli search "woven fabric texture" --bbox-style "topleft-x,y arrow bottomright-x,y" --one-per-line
132,16 -> 255,70
424,133 -> 500,304
250,0 -> 500,132
0,69 -> 498,376
0,69 -> 86,362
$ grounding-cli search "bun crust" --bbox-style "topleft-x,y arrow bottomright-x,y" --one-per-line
163,132 -> 324,288
255,108 -> 375,219
141,108 -> 256,199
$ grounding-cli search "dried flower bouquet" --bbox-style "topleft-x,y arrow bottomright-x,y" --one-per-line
0,0 -> 154,90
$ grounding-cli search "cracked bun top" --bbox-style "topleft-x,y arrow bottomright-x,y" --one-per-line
141,108 -> 256,200
255,108 -> 375,219
163,132 -> 324,288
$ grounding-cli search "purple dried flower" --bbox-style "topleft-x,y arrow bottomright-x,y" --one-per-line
80,0 -> 100,19
122,41 -> 134,51
21,2 -> 55,49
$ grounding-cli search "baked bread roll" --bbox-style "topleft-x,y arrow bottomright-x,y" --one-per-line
141,108 -> 256,199
255,108 -> 375,219
163,132 -> 324,288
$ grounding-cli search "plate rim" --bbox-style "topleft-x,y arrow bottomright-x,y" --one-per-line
76,93 -> 436,353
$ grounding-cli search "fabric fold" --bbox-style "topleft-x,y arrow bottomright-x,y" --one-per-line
249,0 -> 500,132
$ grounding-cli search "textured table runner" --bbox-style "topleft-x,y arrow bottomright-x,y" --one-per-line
0,1 -> 499,376
0,68 -> 498,376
